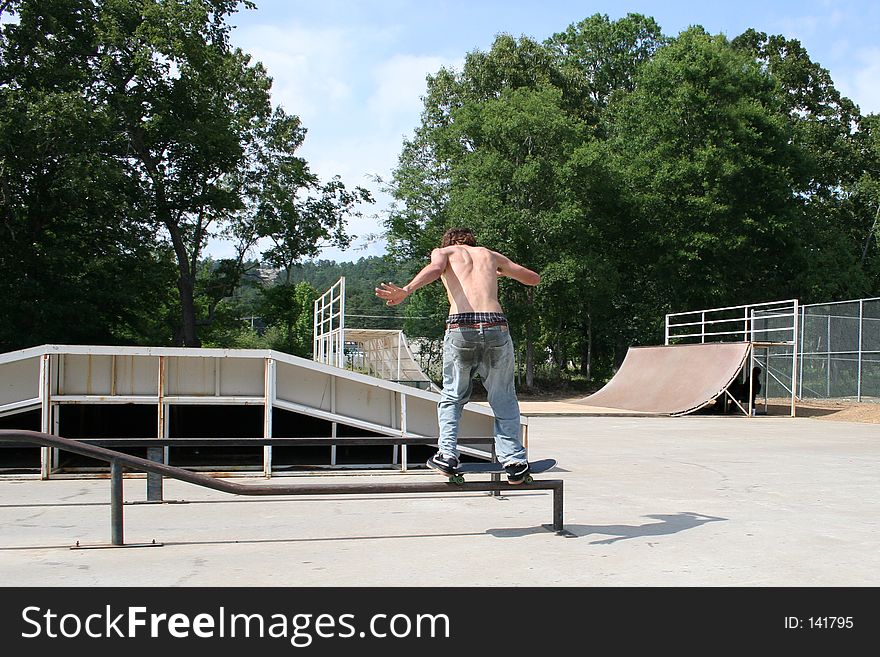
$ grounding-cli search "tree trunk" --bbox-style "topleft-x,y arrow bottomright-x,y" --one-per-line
580,306 -> 592,381
176,272 -> 201,347
136,134 -> 202,348
165,218 -> 201,347
525,317 -> 535,390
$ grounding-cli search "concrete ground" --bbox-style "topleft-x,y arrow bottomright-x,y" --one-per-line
1,414 -> 878,587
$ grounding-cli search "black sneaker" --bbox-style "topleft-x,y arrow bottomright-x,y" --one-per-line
427,452 -> 460,475
504,461 -> 531,484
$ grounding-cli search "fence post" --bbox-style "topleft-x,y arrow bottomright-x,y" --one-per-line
858,299 -> 864,402
799,306 -> 805,400
790,300 -> 799,417
826,315 -> 832,398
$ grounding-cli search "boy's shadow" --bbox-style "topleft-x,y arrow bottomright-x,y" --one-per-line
489,512 -> 726,542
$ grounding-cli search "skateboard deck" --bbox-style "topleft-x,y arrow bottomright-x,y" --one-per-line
430,458 -> 556,485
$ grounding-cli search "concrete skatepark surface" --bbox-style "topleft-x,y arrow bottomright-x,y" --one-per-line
1,413 -> 878,587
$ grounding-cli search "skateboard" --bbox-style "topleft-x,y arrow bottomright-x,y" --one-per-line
429,458 -> 557,485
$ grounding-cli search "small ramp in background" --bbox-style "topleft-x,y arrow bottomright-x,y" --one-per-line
574,342 -> 751,416
345,329 -> 440,392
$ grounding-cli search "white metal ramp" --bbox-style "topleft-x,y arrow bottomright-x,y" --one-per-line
0,344 -> 524,477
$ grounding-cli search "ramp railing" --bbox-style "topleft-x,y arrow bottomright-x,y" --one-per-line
664,299 -> 799,345
665,299 -> 799,416
0,430 -> 565,546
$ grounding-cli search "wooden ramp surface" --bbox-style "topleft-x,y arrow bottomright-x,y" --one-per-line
574,342 -> 751,416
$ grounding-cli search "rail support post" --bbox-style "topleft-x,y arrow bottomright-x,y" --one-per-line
541,481 -> 572,536
111,460 -> 124,546
146,447 -> 164,502
552,481 -> 563,532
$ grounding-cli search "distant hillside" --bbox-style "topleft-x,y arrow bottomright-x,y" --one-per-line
288,257 -> 416,330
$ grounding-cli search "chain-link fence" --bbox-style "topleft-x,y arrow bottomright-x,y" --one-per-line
668,297 -> 880,404
756,297 -> 880,402
795,298 -> 880,401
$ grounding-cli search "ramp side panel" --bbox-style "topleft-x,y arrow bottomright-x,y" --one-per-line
578,343 -> 751,415
401,395 -> 441,437
0,356 -> 41,407
334,377 -> 399,427
276,362 -> 334,412
111,355 -> 159,396
217,358 -> 265,397
60,353 -> 113,396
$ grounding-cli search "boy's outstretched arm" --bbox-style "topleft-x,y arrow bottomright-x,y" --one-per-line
495,252 -> 541,286
375,248 -> 448,306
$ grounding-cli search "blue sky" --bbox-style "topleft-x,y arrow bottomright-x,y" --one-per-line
215,1 -> 880,263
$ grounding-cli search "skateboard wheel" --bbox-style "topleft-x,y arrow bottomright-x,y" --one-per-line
524,475 -> 533,484
449,474 -> 465,485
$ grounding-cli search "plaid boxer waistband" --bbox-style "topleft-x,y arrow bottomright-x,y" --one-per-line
446,312 -> 508,329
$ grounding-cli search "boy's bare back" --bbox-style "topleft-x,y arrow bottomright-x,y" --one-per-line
438,245 -> 503,314
374,242 -> 539,309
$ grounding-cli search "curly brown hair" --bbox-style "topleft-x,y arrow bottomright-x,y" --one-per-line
441,227 -> 477,248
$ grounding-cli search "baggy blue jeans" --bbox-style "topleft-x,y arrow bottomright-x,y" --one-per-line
436,325 -> 527,466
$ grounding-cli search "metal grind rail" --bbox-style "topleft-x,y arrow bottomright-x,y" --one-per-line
1,435 -> 499,500
0,430 -> 566,547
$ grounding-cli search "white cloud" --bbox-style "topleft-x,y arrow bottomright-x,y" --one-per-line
837,47 -> 880,116
777,7 -> 847,43
230,21 -> 444,185
230,30 -> 461,261
224,20 -> 408,262
368,54 -> 456,128
234,23 -> 356,123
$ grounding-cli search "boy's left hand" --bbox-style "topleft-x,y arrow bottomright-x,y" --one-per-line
375,282 -> 408,306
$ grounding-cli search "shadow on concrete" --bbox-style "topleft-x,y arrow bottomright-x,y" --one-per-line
488,511 -> 727,542
2,513 -> 724,550
0,531 -> 494,551
0,491 -> 552,509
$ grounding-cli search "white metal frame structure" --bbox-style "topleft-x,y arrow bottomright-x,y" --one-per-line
313,277 -> 440,392
313,277 -> 345,369
0,344 -> 518,478
665,299 -> 800,416
344,328 -> 440,392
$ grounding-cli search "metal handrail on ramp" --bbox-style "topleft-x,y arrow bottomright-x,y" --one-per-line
0,430 -> 565,546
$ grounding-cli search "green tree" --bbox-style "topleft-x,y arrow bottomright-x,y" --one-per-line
256,280 -> 318,357
387,19 -> 663,382
447,84 -> 591,385
732,29 -> 877,300
606,27 -> 806,331
546,12 -> 666,112
0,0 -> 178,350
95,0 -> 371,345
1,0 -> 371,350
852,114 -> 880,278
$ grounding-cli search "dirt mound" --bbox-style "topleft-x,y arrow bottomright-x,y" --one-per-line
763,398 -> 880,424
